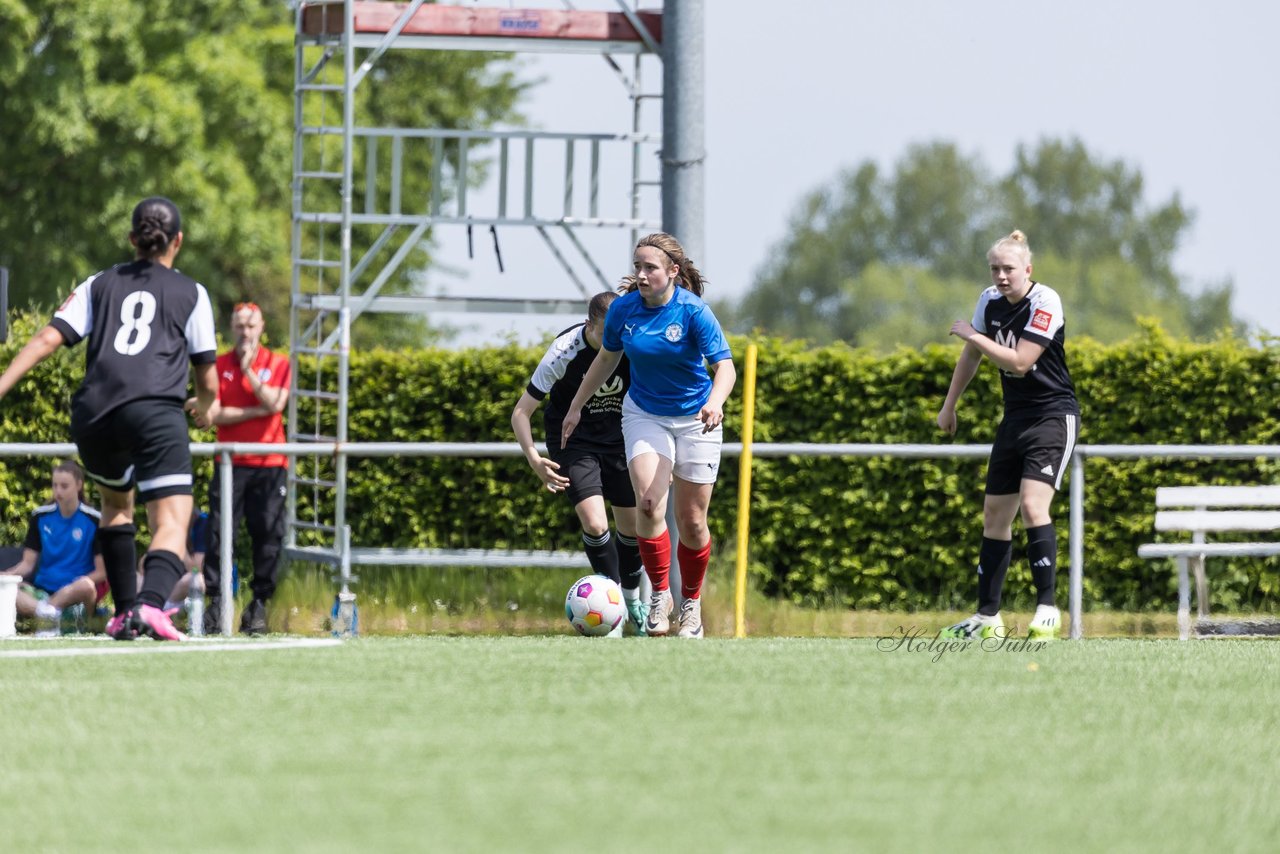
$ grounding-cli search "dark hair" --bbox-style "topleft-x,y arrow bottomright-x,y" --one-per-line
130,196 -> 182,257
587,290 -> 618,326
53,459 -> 86,503
635,232 -> 706,297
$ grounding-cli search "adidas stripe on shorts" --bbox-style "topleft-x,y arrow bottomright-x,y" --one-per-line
985,413 -> 1078,494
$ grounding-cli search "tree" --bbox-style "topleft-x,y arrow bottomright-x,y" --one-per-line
0,0 -> 523,346
729,138 -> 1242,348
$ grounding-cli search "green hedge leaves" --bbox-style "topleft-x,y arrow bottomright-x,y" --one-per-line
3,311 -> 1278,612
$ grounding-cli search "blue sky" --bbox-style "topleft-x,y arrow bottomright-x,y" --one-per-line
423,0 -> 1279,345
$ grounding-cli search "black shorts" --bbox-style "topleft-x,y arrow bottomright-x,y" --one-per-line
72,399 -> 193,504
550,446 -> 635,508
985,413 -> 1079,495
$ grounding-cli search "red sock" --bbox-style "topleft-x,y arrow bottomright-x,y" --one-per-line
678,538 -> 712,601
636,533 -> 671,592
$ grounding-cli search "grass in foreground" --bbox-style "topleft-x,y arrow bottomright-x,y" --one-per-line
1,635 -> 1277,852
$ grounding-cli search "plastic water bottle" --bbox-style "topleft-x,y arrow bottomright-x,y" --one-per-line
187,568 -> 205,638
61,603 -> 86,635
330,591 -> 358,638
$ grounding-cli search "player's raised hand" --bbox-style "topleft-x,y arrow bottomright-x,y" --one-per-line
698,402 -> 724,434
534,457 -> 571,493
560,409 -> 581,448
185,396 -> 212,430
936,404 -> 957,436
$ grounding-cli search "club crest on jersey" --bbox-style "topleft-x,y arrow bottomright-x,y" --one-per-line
258,367 -> 272,382
664,323 -> 683,343
1031,309 -> 1052,332
72,528 -> 84,541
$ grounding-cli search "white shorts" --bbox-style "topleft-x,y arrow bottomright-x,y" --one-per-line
622,395 -> 723,484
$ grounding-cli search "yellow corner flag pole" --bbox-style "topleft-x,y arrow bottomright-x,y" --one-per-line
733,342 -> 758,638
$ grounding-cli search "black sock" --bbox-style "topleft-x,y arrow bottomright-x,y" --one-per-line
976,536 -> 1013,616
96,524 -> 137,615
1026,523 -> 1058,607
582,530 -> 621,583
138,550 -> 185,609
614,532 -> 644,592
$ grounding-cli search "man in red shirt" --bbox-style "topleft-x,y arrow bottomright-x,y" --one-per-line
188,302 -> 290,634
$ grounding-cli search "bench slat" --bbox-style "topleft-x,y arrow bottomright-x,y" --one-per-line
1154,510 -> 1280,532
1138,542 -> 1280,558
1155,485 -> 1280,508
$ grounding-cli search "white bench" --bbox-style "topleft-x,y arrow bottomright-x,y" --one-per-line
1137,485 -> 1280,639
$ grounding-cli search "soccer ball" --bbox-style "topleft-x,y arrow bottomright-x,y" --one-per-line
564,575 -> 626,637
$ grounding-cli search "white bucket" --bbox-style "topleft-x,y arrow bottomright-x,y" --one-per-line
0,575 -> 18,638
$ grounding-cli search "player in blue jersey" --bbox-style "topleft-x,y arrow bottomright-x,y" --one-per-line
0,197 -> 220,641
936,230 -> 1080,641
562,233 -> 736,638
512,290 -> 648,635
1,461 -> 106,632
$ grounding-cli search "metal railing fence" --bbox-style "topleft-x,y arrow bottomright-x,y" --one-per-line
3,442 -> 1278,640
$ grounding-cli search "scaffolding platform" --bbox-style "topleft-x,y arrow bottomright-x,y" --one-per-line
301,2 -> 662,53
288,1 -> 685,599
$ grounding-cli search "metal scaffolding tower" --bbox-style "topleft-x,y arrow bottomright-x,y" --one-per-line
288,1 -> 675,622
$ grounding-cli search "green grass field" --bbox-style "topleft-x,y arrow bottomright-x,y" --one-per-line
2,634 -> 1277,852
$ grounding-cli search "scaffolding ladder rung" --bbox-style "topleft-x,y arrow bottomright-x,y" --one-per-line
294,389 -> 342,401
296,83 -> 343,92
295,258 -> 342,268
294,476 -> 340,489
291,520 -> 338,533
296,171 -> 344,180
294,432 -> 340,443
292,346 -> 341,357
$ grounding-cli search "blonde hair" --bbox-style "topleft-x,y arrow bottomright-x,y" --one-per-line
635,233 -> 707,297
988,230 -> 1032,265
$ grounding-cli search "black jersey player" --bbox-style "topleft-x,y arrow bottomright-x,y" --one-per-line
0,197 -> 219,640
936,230 -> 1080,641
511,290 -> 648,635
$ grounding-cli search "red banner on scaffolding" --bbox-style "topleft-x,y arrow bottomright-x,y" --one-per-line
300,2 -> 662,44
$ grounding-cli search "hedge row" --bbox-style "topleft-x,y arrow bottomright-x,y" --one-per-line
3,311 -> 1278,611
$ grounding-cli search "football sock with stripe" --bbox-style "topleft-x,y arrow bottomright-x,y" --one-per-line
637,532 -> 671,592
678,538 -> 712,601
976,536 -> 1013,617
614,532 -> 644,593
96,523 -> 138,615
1026,523 -> 1058,607
581,529 -> 620,584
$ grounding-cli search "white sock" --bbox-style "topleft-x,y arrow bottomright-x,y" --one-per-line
622,587 -> 640,602
35,600 -> 60,620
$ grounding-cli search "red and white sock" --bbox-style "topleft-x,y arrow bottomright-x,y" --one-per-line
678,538 -> 712,601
